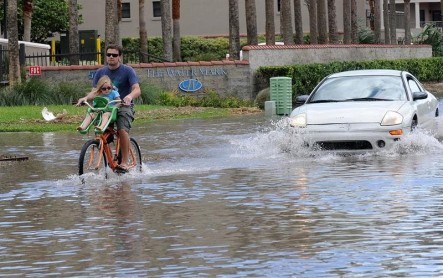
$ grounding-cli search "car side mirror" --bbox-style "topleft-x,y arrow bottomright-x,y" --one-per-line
412,91 -> 428,101
296,95 -> 309,104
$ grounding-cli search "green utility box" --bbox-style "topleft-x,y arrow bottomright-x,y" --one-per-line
270,77 -> 293,115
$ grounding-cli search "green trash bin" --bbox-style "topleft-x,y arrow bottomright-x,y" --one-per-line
270,77 -> 292,115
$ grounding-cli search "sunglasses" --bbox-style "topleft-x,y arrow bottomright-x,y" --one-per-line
106,53 -> 119,57
101,86 -> 112,91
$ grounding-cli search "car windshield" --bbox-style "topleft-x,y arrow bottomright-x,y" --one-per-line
309,75 -> 407,103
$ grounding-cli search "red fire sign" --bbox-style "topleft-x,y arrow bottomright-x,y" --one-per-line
29,66 -> 42,75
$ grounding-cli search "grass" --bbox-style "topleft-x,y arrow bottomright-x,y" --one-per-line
0,104 -> 262,132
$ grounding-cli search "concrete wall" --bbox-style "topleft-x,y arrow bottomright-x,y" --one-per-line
34,45 -> 433,101
243,44 -> 433,73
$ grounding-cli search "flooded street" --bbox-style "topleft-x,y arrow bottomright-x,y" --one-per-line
2,113 -> 443,277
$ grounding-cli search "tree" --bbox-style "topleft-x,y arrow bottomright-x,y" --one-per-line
68,0 -> 79,65
280,0 -> 293,45
404,0 -> 411,44
389,0 -> 397,44
265,0 -> 275,45
8,0 -> 20,85
22,0 -> 32,41
139,0 -> 148,62
350,0 -> 357,43
293,0 -> 303,44
372,0 -> 382,43
327,0 -> 338,43
317,0 -> 327,44
172,0 -> 181,61
307,0 -> 318,44
245,0 -> 258,45
383,0 -> 390,43
343,0 -> 351,44
105,0 -> 119,47
228,0 -> 240,59
160,0 -> 172,61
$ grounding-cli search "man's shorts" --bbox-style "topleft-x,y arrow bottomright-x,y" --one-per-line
117,106 -> 135,133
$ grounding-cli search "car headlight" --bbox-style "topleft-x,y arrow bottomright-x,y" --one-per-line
289,113 -> 307,128
381,111 -> 403,126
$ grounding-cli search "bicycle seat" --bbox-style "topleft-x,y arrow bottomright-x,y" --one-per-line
93,96 -> 109,108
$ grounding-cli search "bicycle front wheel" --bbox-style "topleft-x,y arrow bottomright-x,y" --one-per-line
78,139 -> 107,176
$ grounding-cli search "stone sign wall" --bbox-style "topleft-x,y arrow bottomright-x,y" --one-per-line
34,44 -> 433,101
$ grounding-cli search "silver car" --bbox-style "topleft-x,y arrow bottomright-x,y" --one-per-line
289,69 -> 440,152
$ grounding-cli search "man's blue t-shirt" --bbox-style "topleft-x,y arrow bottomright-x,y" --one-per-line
93,64 -> 139,101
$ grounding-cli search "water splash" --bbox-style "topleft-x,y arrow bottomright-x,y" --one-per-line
232,117 -> 443,160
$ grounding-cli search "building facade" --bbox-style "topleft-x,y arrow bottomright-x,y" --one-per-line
76,0 -> 443,42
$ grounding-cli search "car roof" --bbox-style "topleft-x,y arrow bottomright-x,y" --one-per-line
328,69 -> 404,78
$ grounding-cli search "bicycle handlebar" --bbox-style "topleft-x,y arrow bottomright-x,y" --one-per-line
82,99 -> 122,112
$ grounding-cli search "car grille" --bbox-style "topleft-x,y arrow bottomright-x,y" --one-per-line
314,141 -> 373,150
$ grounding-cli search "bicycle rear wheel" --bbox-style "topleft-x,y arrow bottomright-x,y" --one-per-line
129,138 -> 143,172
78,139 -> 108,176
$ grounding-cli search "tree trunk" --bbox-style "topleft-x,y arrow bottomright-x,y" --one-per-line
8,0 -> 20,85
139,0 -> 148,62
228,0 -> 240,59
245,0 -> 258,45
105,0 -> 118,47
68,0 -> 79,65
389,0 -> 397,44
343,0 -> 351,44
383,0 -> 390,43
350,0 -> 358,43
372,0 -> 382,43
172,0 -> 181,61
161,0 -> 173,61
317,0 -> 327,44
327,0 -> 338,44
265,0 -> 275,45
23,0 -> 33,41
280,0 -> 293,45
308,0 -> 318,44
293,0 -> 303,44
404,0 -> 411,44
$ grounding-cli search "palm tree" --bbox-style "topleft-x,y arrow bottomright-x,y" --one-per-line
105,0 -> 119,47
68,0 -> 79,65
308,0 -> 318,44
317,0 -> 327,43
172,0 -> 181,61
404,0 -> 411,44
327,0 -> 338,43
160,0 -> 173,61
265,0 -> 275,45
23,0 -> 33,41
280,0 -> 294,45
8,0 -> 20,85
293,0 -> 303,44
245,0 -> 258,45
372,0 -> 382,43
350,0 -> 357,43
343,0 -> 351,44
389,0 -> 397,44
228,0 -> 240,59
383,0 -> 390,43
139,0 -> 148,62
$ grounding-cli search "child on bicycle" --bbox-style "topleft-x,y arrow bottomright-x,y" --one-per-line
77,75 -> 121,132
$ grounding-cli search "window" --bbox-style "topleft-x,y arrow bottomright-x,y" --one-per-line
277,0 -> 281,12
153,1 -> 161,18
121,2 -> 130,19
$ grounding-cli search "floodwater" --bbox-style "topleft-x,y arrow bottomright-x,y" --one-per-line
2,111 -> 443,277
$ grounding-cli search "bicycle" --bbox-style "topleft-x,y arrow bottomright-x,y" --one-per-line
77,96 -> 142,177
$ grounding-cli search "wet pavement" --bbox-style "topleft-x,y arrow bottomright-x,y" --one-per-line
2,113 -> 443,277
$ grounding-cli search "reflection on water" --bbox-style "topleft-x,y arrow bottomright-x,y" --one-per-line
2,114 -> 443,276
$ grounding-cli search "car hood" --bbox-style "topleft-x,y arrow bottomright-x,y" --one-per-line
293,101 -> 406,124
